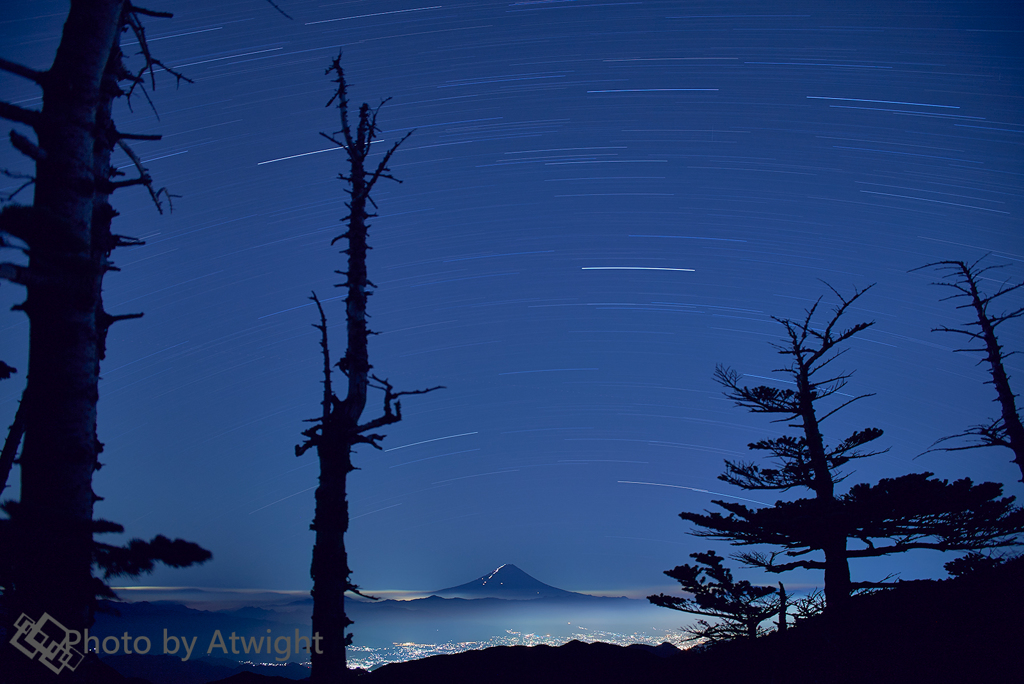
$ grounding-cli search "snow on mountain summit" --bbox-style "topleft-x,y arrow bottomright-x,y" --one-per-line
432,564 -> 577,600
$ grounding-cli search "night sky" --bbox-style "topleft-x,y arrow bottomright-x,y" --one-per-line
1,0 -> 1022,600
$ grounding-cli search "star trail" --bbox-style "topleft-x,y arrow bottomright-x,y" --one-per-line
0,0 -> 1021,598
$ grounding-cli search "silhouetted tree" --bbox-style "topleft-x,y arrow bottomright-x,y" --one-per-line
790,587 -> 825,623
0,363 -> 22,495
913,258 -> 1024,483
1,499 -> 209,594
776,581 -> 787,632
679,285 -> 1024,615
694,284 -> 880,612
943,551 -> 1010,579
295,56 -> 441,683
648,550 -> 779,642
0,2 -> 210,670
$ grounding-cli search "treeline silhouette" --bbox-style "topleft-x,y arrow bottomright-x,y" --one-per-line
346,555 -> 1022,684
650,273 -> 1023,641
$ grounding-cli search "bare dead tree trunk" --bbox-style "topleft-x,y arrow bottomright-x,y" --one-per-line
915,259 -> 1024,483
1,0 -> 126,646
1,7 -> 207,678
777,582 -> 787,633
309,386 -> 355,681
0,393 -> 25,495
296,56 -> 440,683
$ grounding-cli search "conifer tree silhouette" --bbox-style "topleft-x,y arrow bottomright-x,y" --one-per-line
648,550 -> 780,642
295,56 -> 442,683
913,258 -> 1024,483
0,4 -> 210,666
677,285 -> 1024,615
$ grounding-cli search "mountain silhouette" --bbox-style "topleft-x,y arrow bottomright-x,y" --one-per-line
432,564 -> 578,600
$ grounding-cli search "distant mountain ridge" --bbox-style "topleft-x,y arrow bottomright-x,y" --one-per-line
431,564 -> 578,600
88,563 -> 674,677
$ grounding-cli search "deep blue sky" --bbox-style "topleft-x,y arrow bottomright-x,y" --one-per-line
1,0 -> 1022,599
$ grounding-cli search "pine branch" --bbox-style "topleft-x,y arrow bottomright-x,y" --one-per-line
10,130 -> 44,162
737,551 -> 826,573
0,101 -> 41,128
94,533 -> 212,580
0,169 -> 34,203
0,57 -> 45,85
127,4 -> 174,19
116,130 -> 162,141
0,262 -> 33,286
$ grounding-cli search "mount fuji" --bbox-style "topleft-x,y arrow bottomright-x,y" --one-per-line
431,563 -> 579,600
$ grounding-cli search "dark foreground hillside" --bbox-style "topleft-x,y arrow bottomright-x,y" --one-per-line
357,556 -> 1021,684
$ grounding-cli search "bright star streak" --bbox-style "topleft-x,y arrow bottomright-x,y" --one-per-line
588,88 -> 719,93
629,234 -> 747,242
618,481 -> 769,506
807,96 -> 959,109
385,431 -> 479,452
390,448 -> 482,468
249,486 -> 316,514
306,6 -> 443,25
352,504 -> 403,520
258,140 -> 383,166
582,267 -> 696,272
